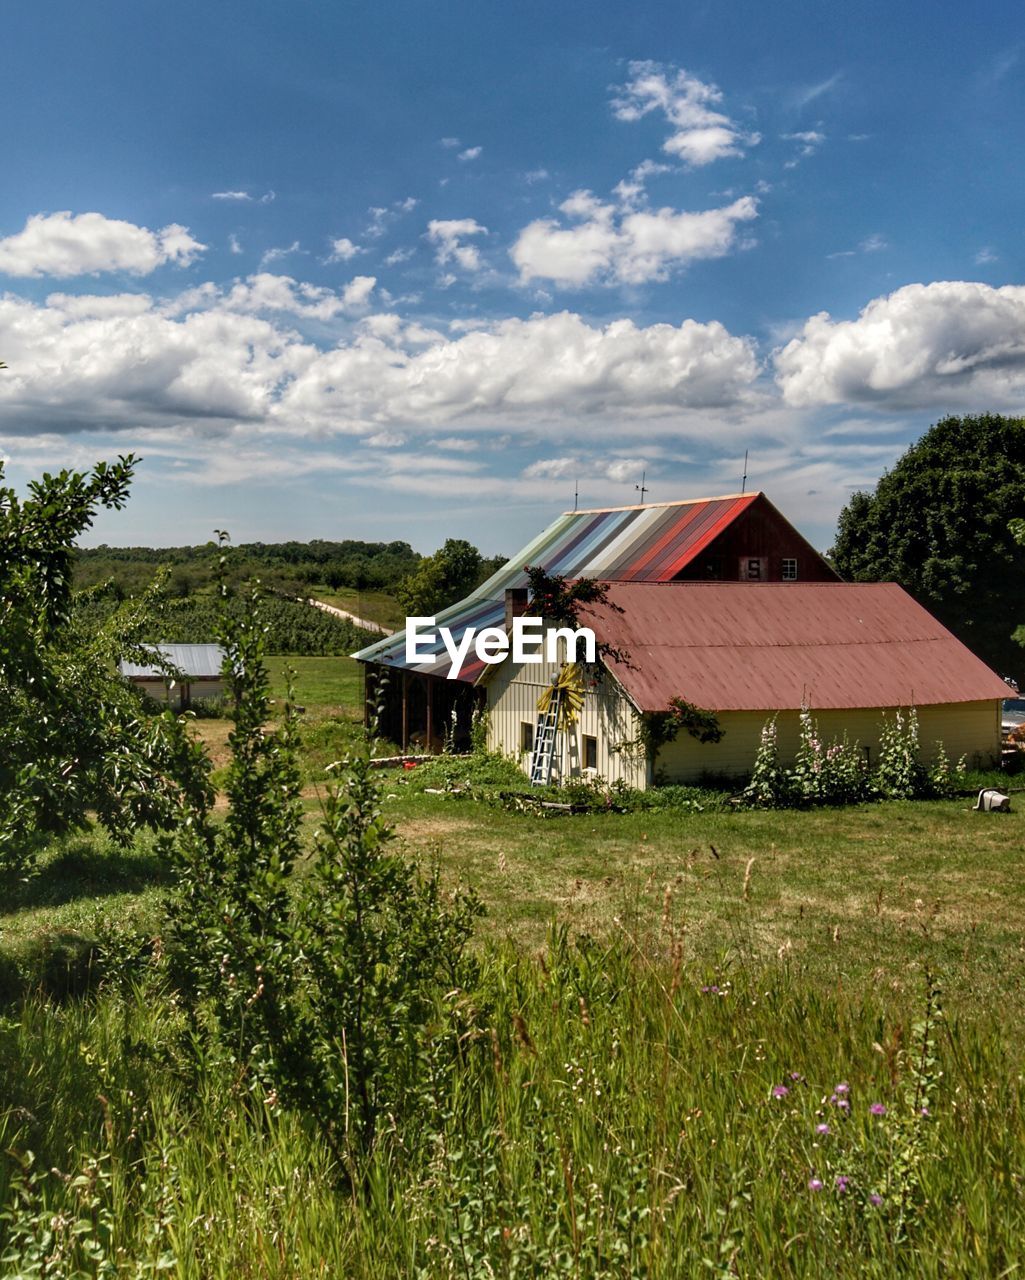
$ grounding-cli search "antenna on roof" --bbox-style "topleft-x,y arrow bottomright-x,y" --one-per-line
574,476 -> 579,511
741,450 -> 749,494
635,469 -> 649,503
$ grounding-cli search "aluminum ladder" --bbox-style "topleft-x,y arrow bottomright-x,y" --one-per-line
529,689 -> 562,786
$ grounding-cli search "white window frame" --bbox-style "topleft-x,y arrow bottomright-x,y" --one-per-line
782,557 -> 798,581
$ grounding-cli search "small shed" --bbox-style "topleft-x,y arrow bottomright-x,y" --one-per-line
119,644 -> 226,711
482,582 -> 1010,786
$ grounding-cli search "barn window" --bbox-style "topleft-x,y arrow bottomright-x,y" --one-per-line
583,734 -> 598,770
520,721 -> 534,753
782,557 -> 798,581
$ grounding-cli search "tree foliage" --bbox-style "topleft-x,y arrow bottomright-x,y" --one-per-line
396,538 -> 503,616
0,456 -> 210,872
167,560 -> 482,1180
831,414 -> 1025,679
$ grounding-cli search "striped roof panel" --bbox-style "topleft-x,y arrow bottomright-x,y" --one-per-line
355,493 -> 759,680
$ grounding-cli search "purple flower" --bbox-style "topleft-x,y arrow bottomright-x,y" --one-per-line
920,1106 -> 929,1117
772,1085 -> 790,1099
790,1071 -> 804,1081
830,1094 -> 851,1112
701,984 -> 720,995
869,1102 -> 887,1116
869,1193 -> 883,1207
835,1176 -> 850,1193
834,1082 -> 850,1095
808,1178 -> 823,1191
816,1123 -> 830,1135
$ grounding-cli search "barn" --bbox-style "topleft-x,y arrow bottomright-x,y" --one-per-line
354,491 -> 1008,782
481,581 -> 1010,786
355,491 -> 839,750
119,644 -> 226,712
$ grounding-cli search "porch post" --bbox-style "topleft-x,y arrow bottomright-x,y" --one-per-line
401,670 -> 409,750
426,677 -> 434,753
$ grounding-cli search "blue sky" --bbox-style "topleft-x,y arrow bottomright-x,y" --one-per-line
1,0 -> 1023,555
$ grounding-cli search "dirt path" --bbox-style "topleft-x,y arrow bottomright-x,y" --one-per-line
306,597 -> 387,635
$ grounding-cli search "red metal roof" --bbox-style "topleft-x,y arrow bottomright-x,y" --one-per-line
578,582 -> 1010,712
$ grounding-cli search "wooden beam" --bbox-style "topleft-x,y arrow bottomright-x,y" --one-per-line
401,671 -> 409,750
426,676 -> 434,754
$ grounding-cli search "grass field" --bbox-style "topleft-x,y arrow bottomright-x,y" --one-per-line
5,655 -> 1025,1274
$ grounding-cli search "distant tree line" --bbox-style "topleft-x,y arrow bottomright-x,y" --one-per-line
74,535 -> 507,617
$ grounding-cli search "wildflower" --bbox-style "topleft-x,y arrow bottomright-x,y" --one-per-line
869,1193 -> 883,1207
835,1175 -> 850,1193
834,1082 -> 849,1095
790,1071 -> 804,1081
701,984 -> 720,994
829,1093 -> 851,1112
816,1123 -> 830,1135
772,1085 -> 789,1099
920,1106 -> 929,1117
808,1178 -> 823,1191
869,1102 -> 887,1116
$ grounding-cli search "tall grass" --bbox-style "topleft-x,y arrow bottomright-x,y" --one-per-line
2,938 -> 1024,1276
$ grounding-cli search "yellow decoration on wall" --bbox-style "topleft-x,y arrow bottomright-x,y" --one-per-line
536,662 -> 586,729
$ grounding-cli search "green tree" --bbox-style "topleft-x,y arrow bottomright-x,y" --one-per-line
831,414 -> 1025,680
0,456 -> 210,872
396,537 -> 493,615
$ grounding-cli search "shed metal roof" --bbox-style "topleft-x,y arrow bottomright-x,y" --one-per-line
356,492 -> 778,680
577,582 -> 1009,712
119,644 -> 226,680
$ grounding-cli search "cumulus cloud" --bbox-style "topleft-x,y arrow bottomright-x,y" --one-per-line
775,281 -> 1025,408
0,284 -> 760,452
341,275 -> 377,308
458,146 -> 482,162
0,211 -> 206,278
611,61 -> 760,166
228,233 -> 243,255
511,191 -> 757,286
327,236 -> 361,261
279,310 -> 761,428
426,218 -> 488,272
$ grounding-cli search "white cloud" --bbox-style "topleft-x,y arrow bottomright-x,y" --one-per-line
259,241 -> 302,267
0,285 -> 761,457
384,246 -> 415,266
782,130 -> 825,166
775,280 -> 1025,409
524,454 -> 649,484
327,236 -> 361,261
440,137 -> 461,148
611,61 -> 760,166
0,211 -> 206,278
341,275 -> 377,309
789,72 -> 843,109
511,192 -> 757,286
212,191 -> 252,201
280,310 -> 761,428
228,233 -> 243,255
975,246 -> 998,265
365,197 -> 419,239
426,218 -> 488,272
458,146 -> 482,162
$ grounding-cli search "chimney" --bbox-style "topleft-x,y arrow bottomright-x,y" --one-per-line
504,587 -> 529,629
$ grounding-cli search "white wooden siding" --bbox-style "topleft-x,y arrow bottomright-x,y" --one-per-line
485,655 -> 647,788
